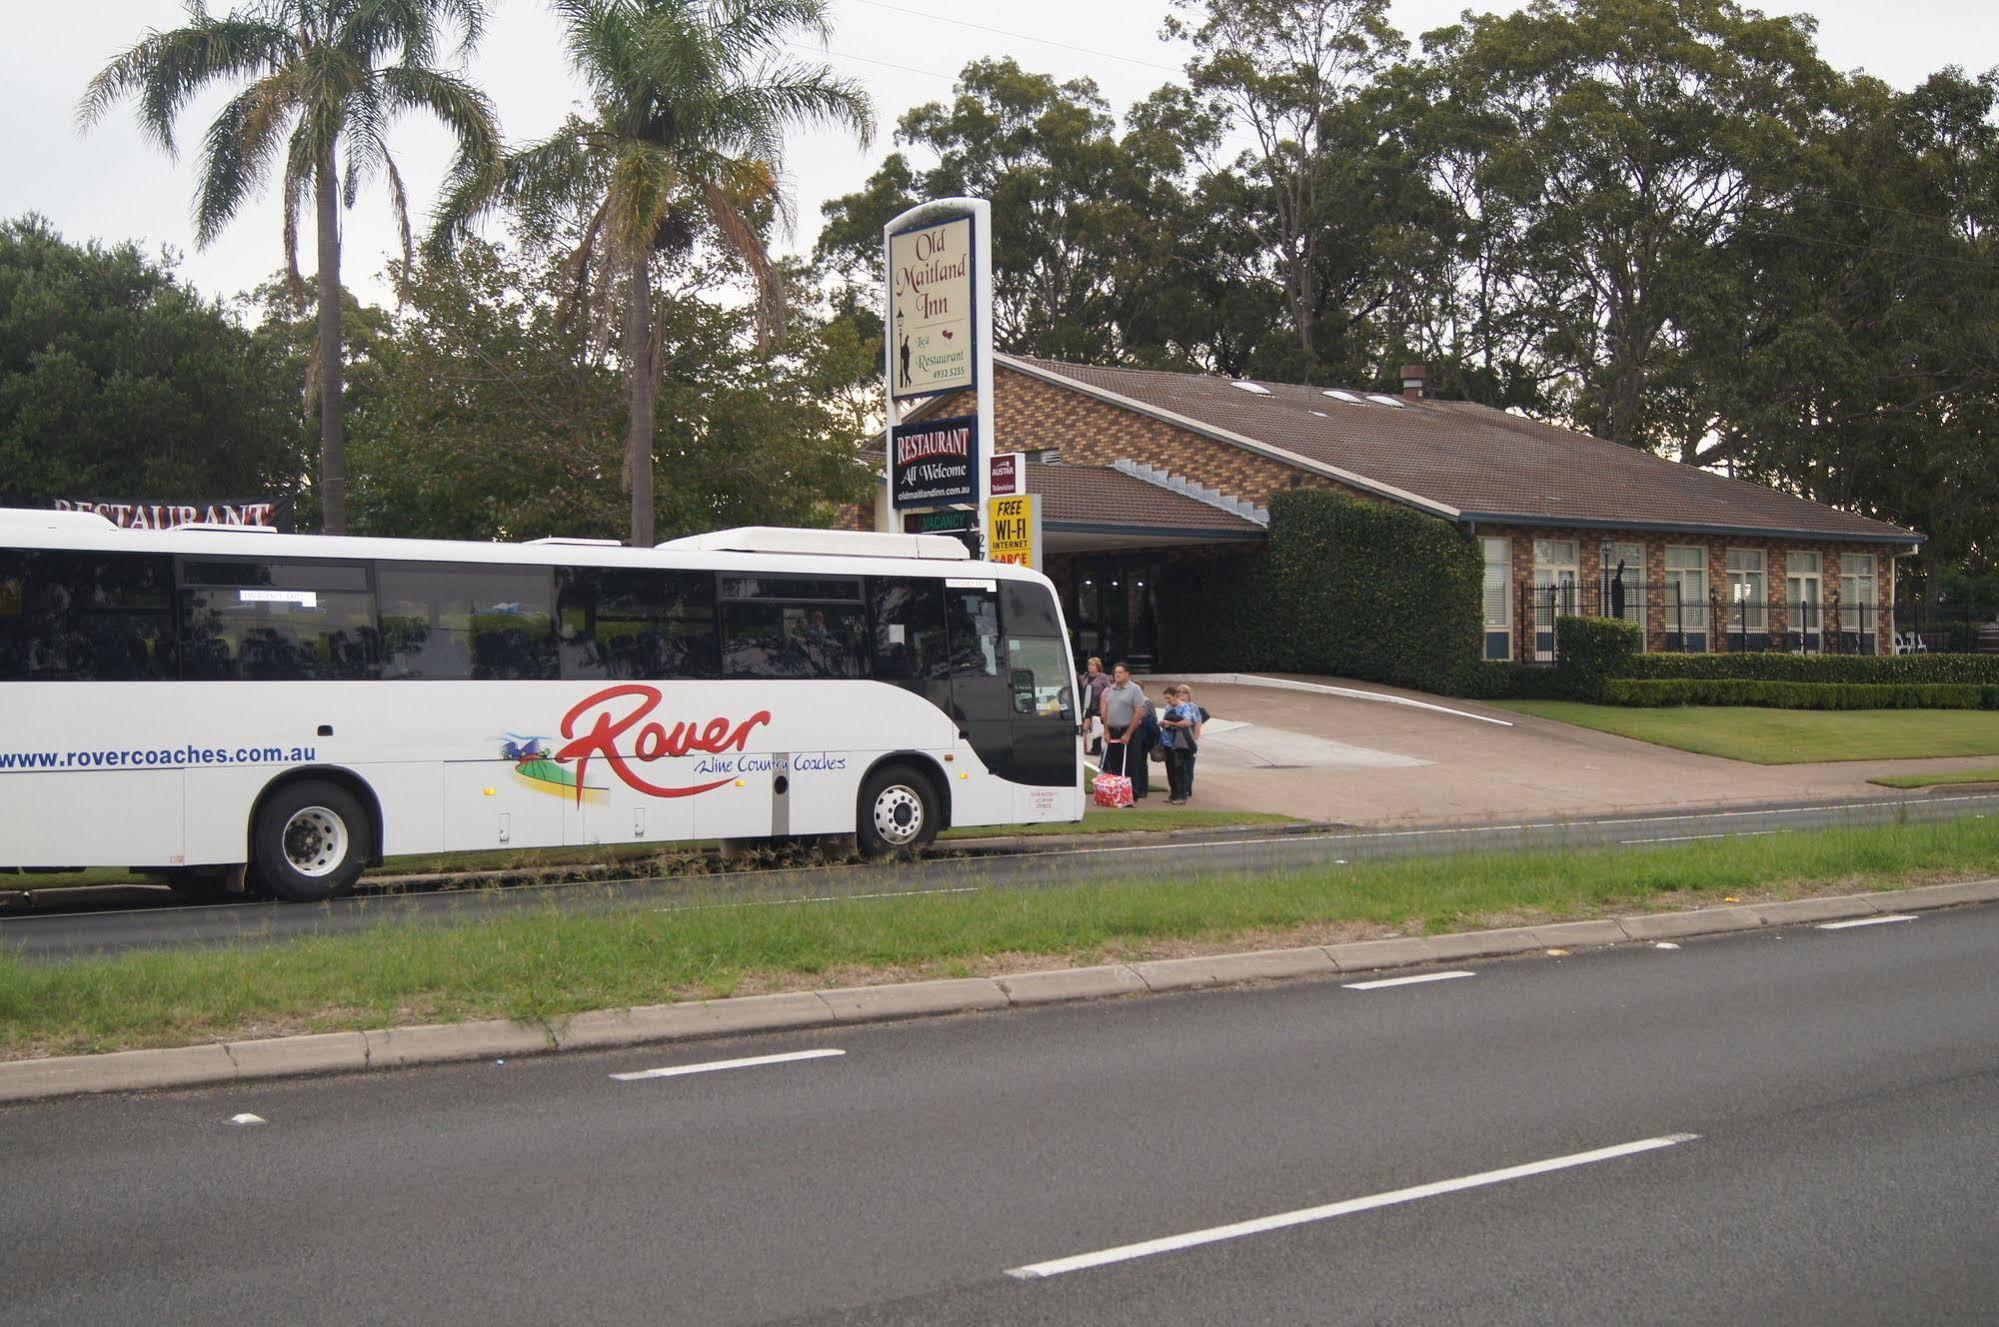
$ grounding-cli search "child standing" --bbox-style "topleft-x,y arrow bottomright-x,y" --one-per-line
1160,685 -> 1203,805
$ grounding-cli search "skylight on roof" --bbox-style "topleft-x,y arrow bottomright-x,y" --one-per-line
1231,380 -> 1273,395
1367,394 -> 1406,408
1323,389 -> 1363,403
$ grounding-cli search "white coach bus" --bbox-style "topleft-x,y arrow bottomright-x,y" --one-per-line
0,510 -> 1082,902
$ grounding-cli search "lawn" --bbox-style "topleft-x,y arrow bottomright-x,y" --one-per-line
1496,702 -> 1999,764
5,813 -> 1996,1059
1869,768 -> 1999,790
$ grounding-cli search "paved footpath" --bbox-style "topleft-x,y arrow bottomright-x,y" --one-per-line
4,901 -> 1994,1324
1160,675 -> 1999,823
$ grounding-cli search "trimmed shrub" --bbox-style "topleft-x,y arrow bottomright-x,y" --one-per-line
1160,490 -> 1484,695
1602,678 -> 1999,710
1554,617 -> 1642,699
1618,652 -> 1999,685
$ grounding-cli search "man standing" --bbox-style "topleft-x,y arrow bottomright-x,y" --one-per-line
1100,662 -> 1149,799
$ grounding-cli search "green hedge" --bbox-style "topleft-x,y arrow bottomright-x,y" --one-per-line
1602,678 -> 1999,710
1555,617 -> 1642,699
1618,652 -> 1999,684
1160,490 -> 1483,694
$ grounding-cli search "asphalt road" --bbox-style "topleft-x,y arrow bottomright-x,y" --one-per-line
4,790 -> 1997,959
3,902 -> 1994,1324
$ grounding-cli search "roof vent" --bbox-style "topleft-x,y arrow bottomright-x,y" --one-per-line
1366,393 -> 1407,409
1230,380 -> 1273,396
168,521 -> 279,534
0,508 -> 119,531
1310,410 -> 1329,418
526,536 -> 623,547
657,526 -> 969,560
1322,390 -> 1364,404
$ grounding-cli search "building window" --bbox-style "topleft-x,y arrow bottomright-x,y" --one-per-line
1663,546 -> 1707,651
1786,552 -> 1823,652
1725,548 -> 1767,641
1481,536 -> 1510,661
1601,541 -> 1646,647
1840,553 -> 1878,653
1532,539 -> 1577,662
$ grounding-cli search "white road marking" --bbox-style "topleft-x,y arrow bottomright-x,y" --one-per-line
1818,914 -> 1918,930
1618,831 -> 1777,845
1342,970 -> 1475,991
610,1048 -> 845,1082
1005,1133 -> 1700,1279
226,1113 -> 268,1126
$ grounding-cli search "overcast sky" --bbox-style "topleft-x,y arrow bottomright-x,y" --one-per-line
4,0 -> 1993,308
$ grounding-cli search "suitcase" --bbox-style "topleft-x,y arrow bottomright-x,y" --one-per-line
1092,772 -> 1134,809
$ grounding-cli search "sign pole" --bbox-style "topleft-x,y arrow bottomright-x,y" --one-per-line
883,196 -> 993,558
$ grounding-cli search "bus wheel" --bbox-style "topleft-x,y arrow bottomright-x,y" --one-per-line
252,780 -> 370,903
857,765 -> 939,858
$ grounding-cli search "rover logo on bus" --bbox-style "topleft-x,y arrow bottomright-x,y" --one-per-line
506,685 -> 773,804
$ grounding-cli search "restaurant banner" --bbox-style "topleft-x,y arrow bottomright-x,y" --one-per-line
890,415 -> 980,510
51,497 -> 296,531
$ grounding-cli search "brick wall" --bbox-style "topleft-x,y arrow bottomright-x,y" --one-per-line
920,367 -> 1371,508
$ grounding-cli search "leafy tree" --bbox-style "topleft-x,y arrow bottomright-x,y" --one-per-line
80,0 -> 500,534
0,215 -> 299,504
350,237 -> 873,542
817,60 -> 1215,369
438,0 -> 872,547
1414,0 -> 1839,453
1165,0 -> 1405,373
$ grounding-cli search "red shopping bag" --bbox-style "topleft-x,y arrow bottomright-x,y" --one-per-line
1092,772 -> 1134,808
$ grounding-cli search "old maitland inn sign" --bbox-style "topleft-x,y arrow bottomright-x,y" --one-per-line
888,215 -> 975,401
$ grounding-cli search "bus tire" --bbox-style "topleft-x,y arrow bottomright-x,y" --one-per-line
251,779 -> 371,903
857,764 -> 939,858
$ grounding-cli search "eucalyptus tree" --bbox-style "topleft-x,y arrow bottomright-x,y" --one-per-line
80,0 -> 499,534
439,0 -> 872,547
1164,0 -> 1406,373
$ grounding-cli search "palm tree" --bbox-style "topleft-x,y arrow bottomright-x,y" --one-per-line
81,1 -> 500,535
437,0 -> 872,546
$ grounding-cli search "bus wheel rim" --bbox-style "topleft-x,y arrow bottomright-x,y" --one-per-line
872,786 -> 922,845
282,806 -> 348,878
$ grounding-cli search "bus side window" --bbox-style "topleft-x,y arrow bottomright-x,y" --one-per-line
1000,581 -> 1074,719
0,550 -> 174,681
719,576 -> 867,679
557,568 -> 719,681
868,578 -> 947,683
177,559 -> 376,681
378,563 -> 557,681
945,586 -> 1000,677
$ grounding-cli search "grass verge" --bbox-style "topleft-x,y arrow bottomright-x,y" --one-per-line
23,810 -> 1297,892
1496,701 -> 1999,764
4,815 -> 1995,1060
1868,768 -> 1999,790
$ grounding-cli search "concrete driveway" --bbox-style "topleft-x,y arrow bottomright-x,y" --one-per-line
1141,674 -> 1993,825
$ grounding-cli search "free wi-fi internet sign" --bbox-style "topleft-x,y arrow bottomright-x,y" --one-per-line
986,493 -> 1041,570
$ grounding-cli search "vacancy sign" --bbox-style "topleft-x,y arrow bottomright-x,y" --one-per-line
987,493 -> 1041,569
889,215 -> 976,401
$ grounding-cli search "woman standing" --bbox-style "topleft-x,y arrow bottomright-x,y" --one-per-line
1078,656 -> 1112,755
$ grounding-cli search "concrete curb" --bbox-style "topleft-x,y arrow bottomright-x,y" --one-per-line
6,879 -> 1996,1104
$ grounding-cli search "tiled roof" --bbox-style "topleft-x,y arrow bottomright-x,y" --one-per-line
1002,355 -> 1922,544
1024,461 -> 1265,536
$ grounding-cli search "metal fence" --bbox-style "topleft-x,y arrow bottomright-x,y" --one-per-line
1521,579 -> 1883,662
1892,600 -> 1999,654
